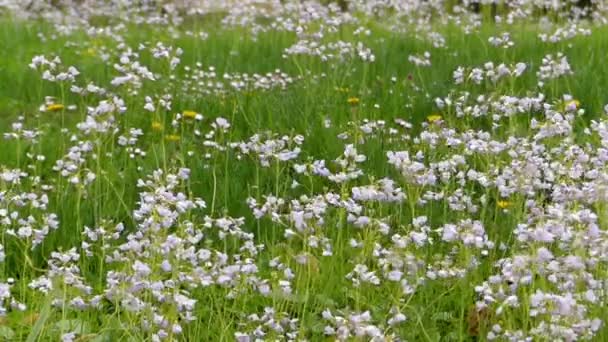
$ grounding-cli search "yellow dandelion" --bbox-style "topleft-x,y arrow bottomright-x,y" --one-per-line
46,104 -> 65,112
497,200 -> 511,209
427,114 -> 442,123
165,134 -> 181,142
347,97 -> 360,105
151,121 -> 163,131
182,110 -> 197,120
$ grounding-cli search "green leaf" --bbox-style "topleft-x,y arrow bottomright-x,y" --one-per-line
314,293 -> 337,307
89,332 -> 112,342
0,326 -> 15,340
26,298 -> 52,342
431,311 -> 454,322
54,319 -> 90,334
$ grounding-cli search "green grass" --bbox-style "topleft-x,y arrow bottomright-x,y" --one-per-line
0,8 -> 608,342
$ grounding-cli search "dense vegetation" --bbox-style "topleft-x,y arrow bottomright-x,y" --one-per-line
1,1 -> 608,341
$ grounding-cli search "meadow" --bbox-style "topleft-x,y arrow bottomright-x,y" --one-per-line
1,0 -> 608,341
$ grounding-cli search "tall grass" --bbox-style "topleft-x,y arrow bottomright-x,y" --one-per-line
0,3 -> 608,341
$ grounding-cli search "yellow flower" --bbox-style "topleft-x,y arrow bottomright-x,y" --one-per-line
151,121 -> 163,131
427,114 -> 442,123
46,104 -> 65,112
165,134 -> 181,142
182,110 -> 197,120
347,97 -> 360,105
565,99 -> 580,110
497,200 -> 511,209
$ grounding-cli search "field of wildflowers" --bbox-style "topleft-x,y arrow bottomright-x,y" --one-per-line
1,0 -> 608,341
